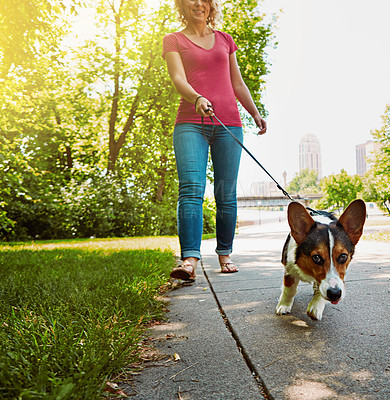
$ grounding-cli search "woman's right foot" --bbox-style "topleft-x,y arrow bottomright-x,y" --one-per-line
170,259 -> 197,282
220,262 -> 239,273
218,255 -> 238,273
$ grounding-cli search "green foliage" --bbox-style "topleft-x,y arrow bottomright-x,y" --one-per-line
362,104 -> 390,214
364,231 -> 390,242
203,198 -> 217,234
223,0 -> 274,120
0,58 -> 106,177
361,170 -> 390,214
0,172 -> 180,241
286,168 -> 320,195
317,169 -> 363,211
2,170 -> 68,241
0,243 -> 173,398
0,0 -> 57,76
0,0 -> 82,77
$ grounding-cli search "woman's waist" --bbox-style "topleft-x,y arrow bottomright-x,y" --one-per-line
179,95 -> 238,115
175,108 -> 242,127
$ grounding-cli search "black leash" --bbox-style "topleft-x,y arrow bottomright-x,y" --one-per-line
201,111 -> 329,217
204,112 -> 295,202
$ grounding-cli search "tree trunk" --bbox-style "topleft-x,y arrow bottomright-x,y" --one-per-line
65,145 -> 73,169
155,154 -> 168,202
107,93 -> 139,173
383,199 -> 390,215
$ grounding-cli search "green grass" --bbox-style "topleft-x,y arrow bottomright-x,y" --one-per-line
202,233 -> 216,240
1,235 -> 180,253
0,238 -> 176,399
363,231 -> 390,242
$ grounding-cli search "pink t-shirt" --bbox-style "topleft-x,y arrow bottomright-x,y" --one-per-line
162,31 -> 242,127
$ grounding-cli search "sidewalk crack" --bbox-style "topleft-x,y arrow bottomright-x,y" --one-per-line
201,259 -> 273,400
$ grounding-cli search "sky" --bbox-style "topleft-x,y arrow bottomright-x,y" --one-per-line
237,0 -> 390,195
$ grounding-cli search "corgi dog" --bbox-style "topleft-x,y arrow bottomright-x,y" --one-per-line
276,199 -> 366,320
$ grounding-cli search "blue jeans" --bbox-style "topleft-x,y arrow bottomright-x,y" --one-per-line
173,123 -> 243,260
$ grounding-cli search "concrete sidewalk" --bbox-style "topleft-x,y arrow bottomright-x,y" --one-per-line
126,221 -> 390,399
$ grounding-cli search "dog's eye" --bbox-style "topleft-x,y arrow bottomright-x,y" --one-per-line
312,255 -> 324,265
338,253 -> 348,264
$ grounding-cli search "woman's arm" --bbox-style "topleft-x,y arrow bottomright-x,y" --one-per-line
229,52 -> 267,135
164,51 -> 213,116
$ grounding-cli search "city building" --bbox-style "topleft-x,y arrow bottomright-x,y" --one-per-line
299,134 -> 322,178
250,181 -> 281,197
356,140 -> 381,176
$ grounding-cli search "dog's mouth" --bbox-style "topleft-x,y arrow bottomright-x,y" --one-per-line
330,299 -> 340,305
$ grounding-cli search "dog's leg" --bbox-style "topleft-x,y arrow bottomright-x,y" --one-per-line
276,274 -> 299,315
306,282 -> 327,320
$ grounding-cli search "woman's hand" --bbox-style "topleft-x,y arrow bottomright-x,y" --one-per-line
254,115 -> 267,135
195,96 -> 214,117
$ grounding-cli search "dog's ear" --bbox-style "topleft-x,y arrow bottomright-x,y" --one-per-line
338,199 -> 366,245
288,202 -> 315,245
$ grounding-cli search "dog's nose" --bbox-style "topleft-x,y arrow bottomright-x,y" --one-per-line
327,287 -> 342,302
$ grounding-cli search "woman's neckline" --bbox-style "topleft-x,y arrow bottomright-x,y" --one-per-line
178,29 -> 216,51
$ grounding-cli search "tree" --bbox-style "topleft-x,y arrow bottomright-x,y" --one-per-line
362,104 -> 390,214
362,169 -> 390,214
75,0 -> 178,174
0,0 -> 105,182
0,0 -> 82,77
286,169 -> 320,195
318,170 -> 363,211
0,55 -> 106,175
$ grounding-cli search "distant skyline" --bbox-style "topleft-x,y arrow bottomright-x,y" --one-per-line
237,0 -> 390,196
299,133 -> 322,179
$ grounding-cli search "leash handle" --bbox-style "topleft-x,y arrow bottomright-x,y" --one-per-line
201,115 -> 216,145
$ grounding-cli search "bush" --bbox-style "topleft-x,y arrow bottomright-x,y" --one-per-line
203,197 -> 216,234
0,169 -> 218,241
1,169 -> 71,241
0,172 -> 180,240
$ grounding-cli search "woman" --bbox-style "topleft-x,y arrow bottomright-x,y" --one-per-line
162,0 -> 267,281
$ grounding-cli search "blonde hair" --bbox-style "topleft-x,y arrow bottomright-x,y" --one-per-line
174,0 -> 223,29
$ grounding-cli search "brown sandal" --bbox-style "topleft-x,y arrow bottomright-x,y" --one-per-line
170,262 -> 196,282
220,262 -> 239,273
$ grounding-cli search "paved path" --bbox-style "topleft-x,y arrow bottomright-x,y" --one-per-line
127,221 -> 390,399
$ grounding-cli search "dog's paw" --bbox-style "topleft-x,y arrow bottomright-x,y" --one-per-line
306,307 -> 322,320
276,303 -> 292,315
306,297 -> 326,320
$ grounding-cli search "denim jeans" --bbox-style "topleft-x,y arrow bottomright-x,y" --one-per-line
173,123 -> 243,260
